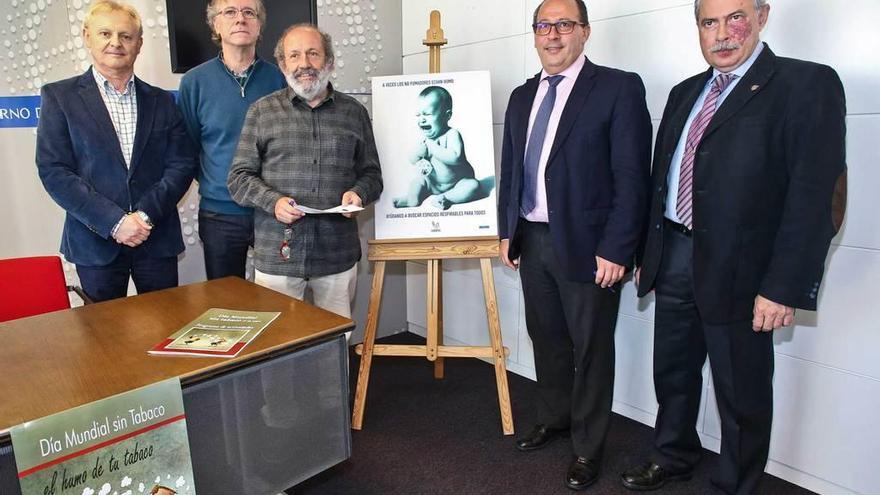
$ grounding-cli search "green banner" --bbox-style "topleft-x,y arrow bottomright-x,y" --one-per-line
10,378 -> 196,495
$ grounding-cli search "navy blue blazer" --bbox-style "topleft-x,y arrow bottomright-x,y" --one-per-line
498,58 -> 652,281
36,69 -> 197,267
638,46 -> 847,323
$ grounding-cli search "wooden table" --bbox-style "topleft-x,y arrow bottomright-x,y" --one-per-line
0,277 -> 354,494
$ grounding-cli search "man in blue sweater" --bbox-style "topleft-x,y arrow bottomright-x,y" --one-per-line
178,0 -> 286,280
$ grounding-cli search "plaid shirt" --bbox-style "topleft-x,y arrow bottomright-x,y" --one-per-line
92,67 -> 137,167
229,86 -> 383,278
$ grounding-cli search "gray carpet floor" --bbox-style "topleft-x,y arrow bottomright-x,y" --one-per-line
292,332 -> 814,495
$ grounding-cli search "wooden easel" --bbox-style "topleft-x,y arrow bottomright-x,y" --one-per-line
351,11 -> 514,436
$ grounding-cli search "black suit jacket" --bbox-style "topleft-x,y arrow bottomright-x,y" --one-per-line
36,69 -> 198,266
638,44 -> 847,323
498,58 -> 652,281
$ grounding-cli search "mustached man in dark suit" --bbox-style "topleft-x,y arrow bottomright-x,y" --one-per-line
497,0 -> 652,489
622,0 -> 847,493
37,0 -> 196,302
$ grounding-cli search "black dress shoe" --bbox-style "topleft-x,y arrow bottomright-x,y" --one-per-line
515,424 -> 569,452
565,456 -> 599,491
621,461 -> 692,491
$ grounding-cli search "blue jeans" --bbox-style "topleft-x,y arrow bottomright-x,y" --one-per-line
76,248 -> 178,302
198,210 -> 254,280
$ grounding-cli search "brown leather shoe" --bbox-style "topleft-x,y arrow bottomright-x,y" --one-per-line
620,461 -> 692,491
565,456 -> 599,490
515,424 -> 569,452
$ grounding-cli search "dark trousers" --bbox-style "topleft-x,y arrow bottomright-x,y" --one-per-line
652,226 -> 774,495
76,249 -> 178,303
518,220 -> 621,460
198,210 -> 254,280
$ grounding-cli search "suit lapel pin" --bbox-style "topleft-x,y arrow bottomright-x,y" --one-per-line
750,84 -> 760,91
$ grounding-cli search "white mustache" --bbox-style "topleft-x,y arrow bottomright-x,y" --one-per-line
293,67 -> 320,79
710,40 -> 741,52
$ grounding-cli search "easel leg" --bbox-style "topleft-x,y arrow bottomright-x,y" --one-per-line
351,261 -> 386,430
426,259 -> 439,363
434,259 -> 445,379
481,258 -> 514,435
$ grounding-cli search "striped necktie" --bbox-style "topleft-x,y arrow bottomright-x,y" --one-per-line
676,73 -> 736,229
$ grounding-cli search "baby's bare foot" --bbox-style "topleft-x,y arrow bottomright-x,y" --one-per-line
431,194 -> 452,210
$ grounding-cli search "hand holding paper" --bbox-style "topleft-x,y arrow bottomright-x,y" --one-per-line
340,190 -> 363,218
294,204 -> 365,214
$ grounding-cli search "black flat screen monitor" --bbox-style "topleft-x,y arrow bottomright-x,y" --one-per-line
166,0 -> 317,73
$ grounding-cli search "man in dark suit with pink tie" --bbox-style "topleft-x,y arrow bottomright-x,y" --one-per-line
623,0 -> 847,493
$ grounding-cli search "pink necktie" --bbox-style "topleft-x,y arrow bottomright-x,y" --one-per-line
676,73 -> 736,229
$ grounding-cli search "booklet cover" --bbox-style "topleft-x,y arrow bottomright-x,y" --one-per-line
10,378 -> 196,495
149,308 -> 280,358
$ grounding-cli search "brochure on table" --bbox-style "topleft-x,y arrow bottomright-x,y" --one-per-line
149,308 -> 280,358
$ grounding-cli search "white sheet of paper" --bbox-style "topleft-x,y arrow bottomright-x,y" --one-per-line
295,204 -> 365,214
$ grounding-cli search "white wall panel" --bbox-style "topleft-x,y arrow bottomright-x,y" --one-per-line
617,278 -> 656,320
403,36 -> 525,124
769,355 -> 880,495
405,258 -> 523,364
523,0 -> 542,32
512,288 -> 536,377
704,354 -> 880,495
492,256 -> 522,291
612,315 -> 658,416
522,34 -> 543,81
773,245 -> 880,379
0,129 -> 62,258
701,378 -> 722,441
525,0 -> 691,30
402,0 -> 526,55
439,258 -> 480,279
443,269 -> 521,351
764,0 -> 880,116
835,115 -> 880,251
492,122 -> 505,183
405,261 -> 428,328
588,5 -> 707,118
405,261 -> 531,376
589,1 -> 691,22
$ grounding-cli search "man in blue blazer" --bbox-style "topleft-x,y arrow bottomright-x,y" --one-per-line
497,0 -> 651,489
36,0 -> 196,302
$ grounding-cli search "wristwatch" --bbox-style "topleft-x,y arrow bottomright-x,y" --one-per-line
135,210 -> 153,227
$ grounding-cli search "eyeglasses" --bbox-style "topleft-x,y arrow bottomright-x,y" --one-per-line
532,20 -> 585,36
279,226 -> 293,261
221,7 -> 258,20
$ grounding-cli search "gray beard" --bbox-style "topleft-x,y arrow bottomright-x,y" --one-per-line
286,68 -> 332,101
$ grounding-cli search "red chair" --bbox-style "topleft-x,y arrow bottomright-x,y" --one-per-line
0,256 -> 91,323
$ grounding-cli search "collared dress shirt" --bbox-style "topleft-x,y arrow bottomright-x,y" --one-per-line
664,42 -> 765,222
92,66 -> 137,168
523,53 -> 587,223
228,85 -> 383,278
